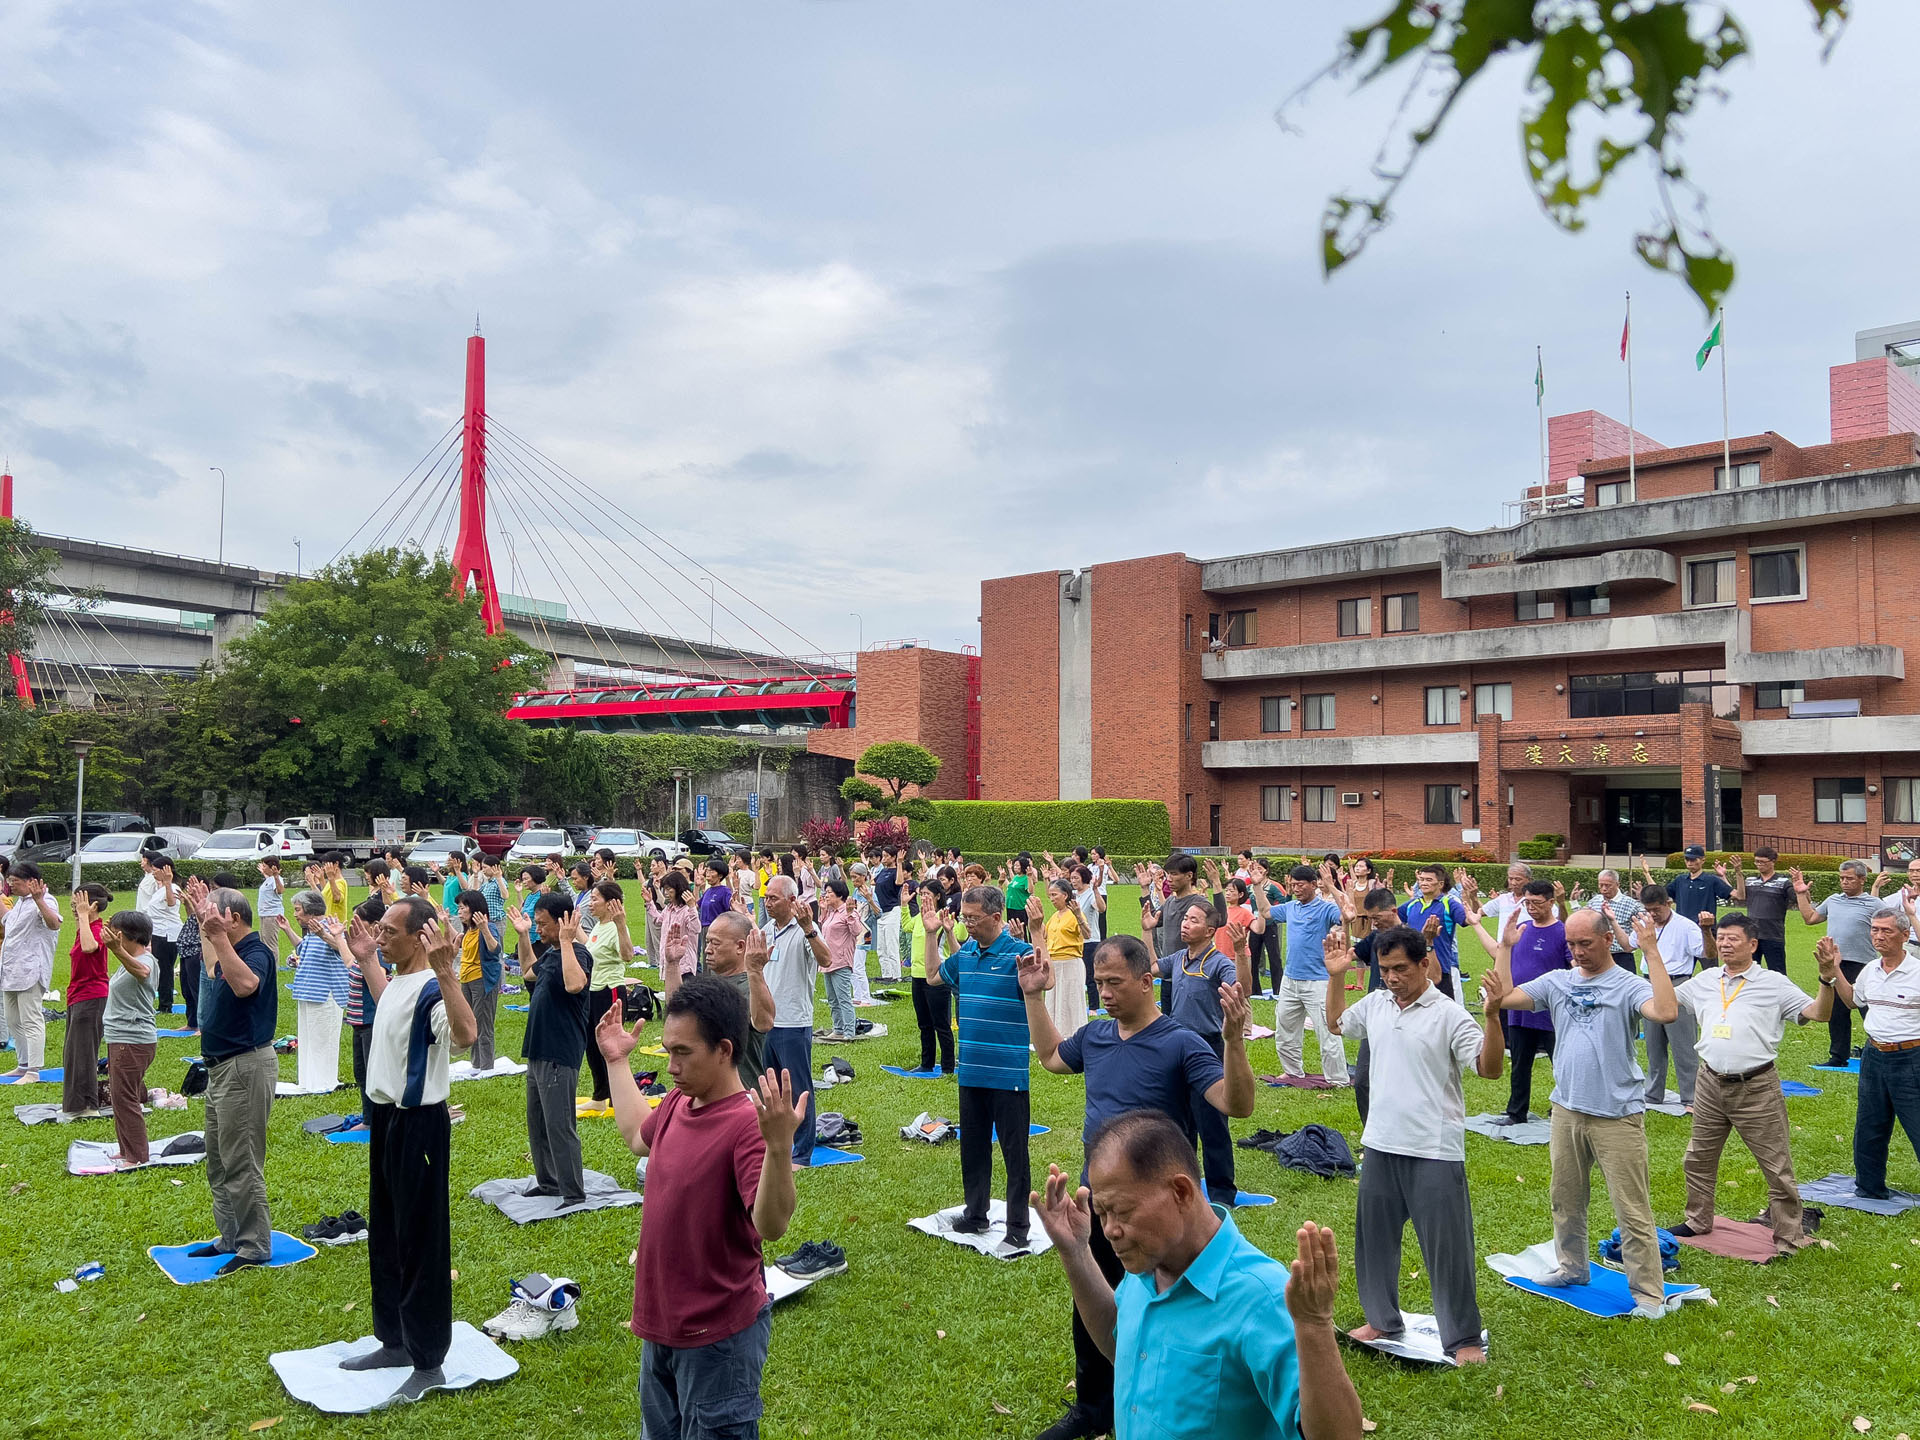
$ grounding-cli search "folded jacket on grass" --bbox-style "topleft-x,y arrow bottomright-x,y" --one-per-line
450,1057 -> 527,1081
1485,1241 -> 1710,1317
1811,1059 -> 1861,1074
469,1170 -> 641,1224
0,1068 -> 63,1085
1465,1113 -> 1552,1146
804,1145 -> 864,1168
67,1131 -> 206,1175
1673,1218 -> 1786,1263
1341,1311 -> 1487,1366
1237,1124 -> 1357,1179
1781,1080 -> 1822,1097
271,1321 -> 517,1413
880,1066 -> 948,1079
150,1230 -> 317,1284
908,1200 -> 1053,1260
1798,1173 -> 1920,1216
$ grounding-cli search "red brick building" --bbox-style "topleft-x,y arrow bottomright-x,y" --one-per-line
807,643 -> 979,800
978,327 -> 1920,863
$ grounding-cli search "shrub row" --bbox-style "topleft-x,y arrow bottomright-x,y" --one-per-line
1661,850 -> 1848,872
915,801 -> 1171,858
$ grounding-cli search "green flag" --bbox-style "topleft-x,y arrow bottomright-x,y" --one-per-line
1695,316 -> 1723,371
1534,352 -> 1544,403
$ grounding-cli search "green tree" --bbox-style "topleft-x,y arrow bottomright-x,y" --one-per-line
1307,0 -> 1849,311
840,742 -> 941,828
516,729 -> 612,823
212,547 -> 547,820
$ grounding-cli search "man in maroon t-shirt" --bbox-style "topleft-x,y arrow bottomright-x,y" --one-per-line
599,973 -> 804,1438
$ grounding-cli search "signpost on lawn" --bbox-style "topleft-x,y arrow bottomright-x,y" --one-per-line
695,794 -> 709,823
749,791 -> 760,849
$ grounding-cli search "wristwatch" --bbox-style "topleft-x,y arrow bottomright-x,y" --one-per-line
1820,976 -> 1837,987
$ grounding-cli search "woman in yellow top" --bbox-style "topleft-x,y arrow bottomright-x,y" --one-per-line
320,854 -> 351,925
1033,877 -> 1091,1039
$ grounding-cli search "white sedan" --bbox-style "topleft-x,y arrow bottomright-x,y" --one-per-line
194,824 -> 317,864
589,828 -> 687,864
504,827 -> 577,864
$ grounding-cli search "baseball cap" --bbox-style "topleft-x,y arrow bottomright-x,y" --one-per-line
1682,845 -> 1705,860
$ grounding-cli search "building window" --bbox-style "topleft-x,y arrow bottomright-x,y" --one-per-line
1474,682 -> 1513,720
1887,778 -> 1920,824
1425,784 -> 1461,826
1221,609 -> 1257,645
1337,598 -> 1371,636
1183,793 -> 1192,830
1814,777 -> 1866,825
1383,592 -> 1419,633
1303,786 -> 1337,823
1261,785 -> 1291,822
1570,669 -> 1739,720
1567,584 -> 1610,617
1714,460 -> 1761,490
1592,480 -> 1633,507
1207,701 -> 1220,741
1755,682 -> 1805,710
1750,545 -> 1805,603
1207,613 -> 1220,642
1183,614 -> 1192,652
1685,555 -> 1736,608
1302,693 -> 1336,731
1515,590 -> 1556,621
1260,696 -> 1292,733
1182,704 -> 1191,742
1424,686 -> 1461,725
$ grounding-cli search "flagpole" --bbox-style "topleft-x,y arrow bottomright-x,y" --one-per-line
1536,345 -> 1547,493
1625,291 -> 1636,497
1719,306 -> 1730,482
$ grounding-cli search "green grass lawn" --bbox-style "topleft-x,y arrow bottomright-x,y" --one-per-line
3,883 -> 1917,1438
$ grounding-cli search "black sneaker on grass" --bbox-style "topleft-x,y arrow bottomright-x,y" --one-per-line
1036,1403 -> 1110,1440
776,1241 -> 848,1279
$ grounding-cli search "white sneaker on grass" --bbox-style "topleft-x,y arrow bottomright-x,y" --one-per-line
483,1274 -> 582,1340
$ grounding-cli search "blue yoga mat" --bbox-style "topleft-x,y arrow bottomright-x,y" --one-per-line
505,1004 -> 529,1013
1505,1269 -> 1699,1318
157,1028 -> 198,1039
881,1066 -> 946,1079
168,1005 -> 186,1014
1231,1192 -> 1277,1208
1781,1080 -> 1822,1097
149,1230 -> 318,1285
1811,1059 -> 1861,1074
0,1068 -> 63,1085
954,1124 -> 1052,1140
805,1145 -> 864,1167
326,1127 -> 371,1145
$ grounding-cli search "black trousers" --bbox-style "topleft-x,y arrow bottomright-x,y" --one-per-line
351,1023 -> 374,1111
958,1085 -> 1030,1241
367,1100 -> 452,1369
151,936 -> 179,1013
911,979 -> 954,1073
1071,1207 -> 1126,1427
1191,1032 -> 1236,1202
584,987 -> 614,1101
1757,937 -> 1787,975
1247,925 -> 1280,994
1083,940 -> 1101,1011
1355,1037 -> 1372,1124
179,948 -> 201,1027
1829,960 -> 1867,1063
1506,1023 -> 1555,1122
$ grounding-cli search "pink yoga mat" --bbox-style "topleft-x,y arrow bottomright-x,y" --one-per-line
1673,1218 -> 1783,1264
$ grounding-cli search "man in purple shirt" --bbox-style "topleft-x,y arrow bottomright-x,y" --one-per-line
696,858 -> 733,964
1489,880 -> 1569,1126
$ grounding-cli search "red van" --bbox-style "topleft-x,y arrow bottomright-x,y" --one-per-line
461,815 -> 550,858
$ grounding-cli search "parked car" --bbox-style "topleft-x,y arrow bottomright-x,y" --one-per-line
560,823 -> 598,852
589,828 -> 688,864
406,834 -> 483,869
505,827 -> 577,864
0,815 -> 77,863
194,824 -> 316,864
459,815 -> 551,858
156,826 -> 210,859
81,811 -> 152,841
678,828 -> 750,858
75,831 -> 177,865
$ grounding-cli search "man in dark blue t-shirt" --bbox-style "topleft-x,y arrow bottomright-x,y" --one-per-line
872,845 -> 904,982
1023,933 -> 1255,1440
511,893 -> 592,1206
191,888 -> 280,1274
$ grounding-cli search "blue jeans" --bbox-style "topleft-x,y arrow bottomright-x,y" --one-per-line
1856,1046 -> 1920,1197
763,1026 -> 815,1163
641,1303 -> 771,1440
822,968 -> 856,1038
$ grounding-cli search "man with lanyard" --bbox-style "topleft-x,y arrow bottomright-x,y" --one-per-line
872,846 -> 904,983
1483,880 -> 1571,1128
1730,847 -> 1794,975
923,885 -> 1037,1253
1659,846 -> 1733,941
1333,923 -> 1504,1364
1399,864 -> 1473,1000
1668,912 -> 1838,1253
1794,860 -> 1891,1067
1584,870 -> 1647,974
762,875 -> 828,1167
1155,903 -> 1252,1206
1139,854 -> 1210,1015
1829,904 -> 1920,1201
1273,866 -> 1350,1086
337,896 -> 477,1403
1033,1111 -> 1365,1440
1022,934 -> 1255,1440
1482,910 -> 1680,1317
1639,884 -> 1706,1111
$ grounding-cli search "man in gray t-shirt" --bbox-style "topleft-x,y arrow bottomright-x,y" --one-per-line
1796,861 -> 1890,1066
1485,909 -> 1679,1317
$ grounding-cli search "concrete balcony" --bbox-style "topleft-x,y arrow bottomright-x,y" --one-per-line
1739,714 -> 1920,756
1724,646 -> 1905,684
1202,733 -> 1481,769
1203,607 -> 1745,682
1439,548 -> 1676,600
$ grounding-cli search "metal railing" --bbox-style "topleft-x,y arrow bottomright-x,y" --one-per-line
1738,831 -> 1882,860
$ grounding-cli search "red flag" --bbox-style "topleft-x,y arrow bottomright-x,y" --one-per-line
1620,307 -> 1630,361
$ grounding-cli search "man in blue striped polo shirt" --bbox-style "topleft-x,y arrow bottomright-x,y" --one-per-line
924,884 -> 1035,1253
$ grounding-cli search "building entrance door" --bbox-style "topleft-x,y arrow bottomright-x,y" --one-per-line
1605,789 -> 1681,857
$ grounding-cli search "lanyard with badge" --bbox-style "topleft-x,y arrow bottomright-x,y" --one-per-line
1713,972 -> 1747,1040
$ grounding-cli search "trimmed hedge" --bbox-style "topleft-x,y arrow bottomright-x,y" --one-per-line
1449,862 -> 1855,905
1516,841 -> 1556,860
1661,851 -> 1847,872
916,801 -> 1171,858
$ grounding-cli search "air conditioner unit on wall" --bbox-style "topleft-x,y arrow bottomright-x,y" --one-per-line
1341,792 -> 1363,807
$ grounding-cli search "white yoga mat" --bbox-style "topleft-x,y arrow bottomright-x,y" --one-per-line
276,1081 -> 347,1098
907,1200 -> 1053,1260
766,1264 -> 839,1304
66,1131 -> 206,1175
1346,1311 -> 1487,1366
270,1322 -> 518,1413
450,1057 -> 528,1082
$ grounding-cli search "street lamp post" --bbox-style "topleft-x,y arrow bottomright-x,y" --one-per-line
670,766 -> 689,836
849,612 -> 863,653
208,467 -> 227,563
70,739 -> 94,890
293,538 -> 302,577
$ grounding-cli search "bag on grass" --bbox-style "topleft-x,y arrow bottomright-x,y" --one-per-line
900,1112 -> 955,1144
181,1060 -> 208,1097
619,982 -> 656,1025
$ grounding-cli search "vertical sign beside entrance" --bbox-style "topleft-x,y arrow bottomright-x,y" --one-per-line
695,794 -> 708,823
1703,766 -> 1722,852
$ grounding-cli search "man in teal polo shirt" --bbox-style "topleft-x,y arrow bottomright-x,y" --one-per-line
1034,1108 -> 1364,1440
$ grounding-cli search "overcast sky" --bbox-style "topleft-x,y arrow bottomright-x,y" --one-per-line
5,2 -> 1916,663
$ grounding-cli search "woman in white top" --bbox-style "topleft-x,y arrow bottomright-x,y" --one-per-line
135,855 -> 186,1017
